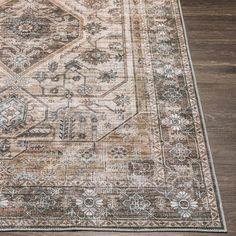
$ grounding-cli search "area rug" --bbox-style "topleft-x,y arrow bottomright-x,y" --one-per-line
0,0 -> 226,232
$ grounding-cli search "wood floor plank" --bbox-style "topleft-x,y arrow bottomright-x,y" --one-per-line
181,0 -> 236,235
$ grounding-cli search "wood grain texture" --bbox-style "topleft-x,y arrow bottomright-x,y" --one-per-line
0,0 -> 235,235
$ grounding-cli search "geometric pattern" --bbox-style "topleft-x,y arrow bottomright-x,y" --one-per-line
0,0 -> 82,74
0,87 -> 47,137
0,0 -> 226,232
0,97 -> 27,131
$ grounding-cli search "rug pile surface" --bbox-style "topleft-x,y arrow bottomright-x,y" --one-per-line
0,0 -> 226,232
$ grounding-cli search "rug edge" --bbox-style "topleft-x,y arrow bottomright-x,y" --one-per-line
177,0 -> 227,232
0,227 -> 228,232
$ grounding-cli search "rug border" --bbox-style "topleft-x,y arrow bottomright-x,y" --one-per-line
0,0 -> 227,232
177,0 -> 227,232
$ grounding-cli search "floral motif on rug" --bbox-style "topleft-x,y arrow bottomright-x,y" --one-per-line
0,0 -> 226,232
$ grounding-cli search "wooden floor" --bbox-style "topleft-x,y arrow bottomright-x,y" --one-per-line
1,0 -> 236,235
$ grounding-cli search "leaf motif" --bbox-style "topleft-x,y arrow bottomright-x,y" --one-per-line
59,118 -> 69,140
48,62 -> 58,72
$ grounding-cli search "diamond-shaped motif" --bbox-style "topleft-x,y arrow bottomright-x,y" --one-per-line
0,88 -> 47,138
0,97 -> 27,130
0,0 -> 83,74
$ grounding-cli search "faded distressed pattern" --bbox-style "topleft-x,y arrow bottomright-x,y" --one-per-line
0,0 -> 225,232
